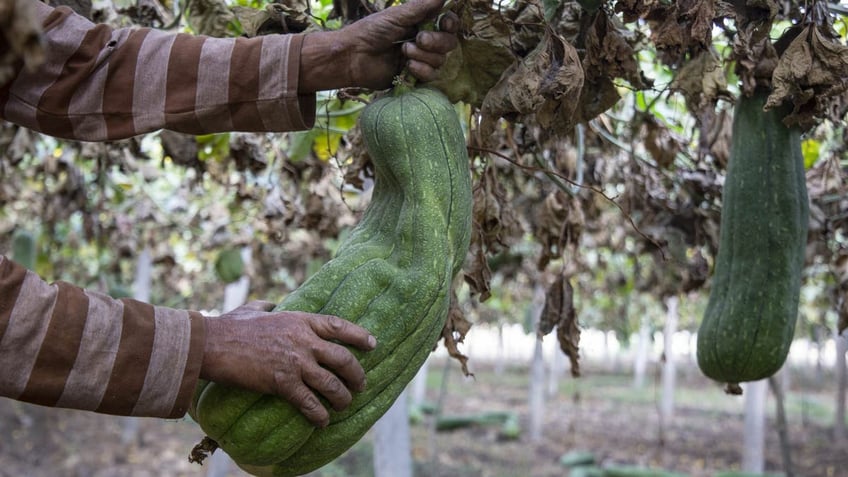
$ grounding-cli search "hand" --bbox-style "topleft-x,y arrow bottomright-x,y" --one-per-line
299,0 -> 460,92
200,300 -> 377,427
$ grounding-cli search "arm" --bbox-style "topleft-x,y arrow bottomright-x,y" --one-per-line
0,0 -> 314,141
0,255 -> 204,418
0,0 -> 458,142
0,255 -> 375,424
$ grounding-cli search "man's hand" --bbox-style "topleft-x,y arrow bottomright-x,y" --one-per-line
299,0 -> 460,92
200,301 -> 377,428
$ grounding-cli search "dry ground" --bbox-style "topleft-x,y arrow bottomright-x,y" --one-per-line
1,359 -> 845,477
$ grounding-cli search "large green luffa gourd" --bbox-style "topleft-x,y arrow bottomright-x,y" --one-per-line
189,86 -> 472,476
696,89 -> 809,389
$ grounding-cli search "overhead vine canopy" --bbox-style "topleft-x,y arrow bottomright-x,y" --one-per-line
1,0 -> 847,352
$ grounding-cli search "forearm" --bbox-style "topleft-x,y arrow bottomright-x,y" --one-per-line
0,255 -> 205,418
0,0 -> 316,141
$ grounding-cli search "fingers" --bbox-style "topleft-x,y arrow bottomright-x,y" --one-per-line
278,380 -> 331,427
310,314 -> 377,351
302,360 -> 355,411
275,340 -> 363,426
403,30 -> 456,82
413,30 -> 458,55
437,11 -> 460,34
314,341 -> 368,393
406,60 -> 439,82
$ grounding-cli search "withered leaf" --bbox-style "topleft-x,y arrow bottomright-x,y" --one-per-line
231,6 -> 272,36
0,0 -> 45,85
671,49 -> 729,111
230,133 -> 267,173
696,106 -> 732,168
767,25 -> 848,129
441,290 -> 473,376
480,30 -> 584,137
464,165 -> 522,301
428,37 -> 515,107
642,117 -> 681,169
464,231 -> 493,301
342,125 -> 372,190
684,0 -> 715,49
472,165 -> 523,253
539,273 -> 580,377
584,11 -> 645,89
534,190 -> 584,270
160,130 -> 200,170
613,0 -> 653,23
682,248 -> 709,293
539,272 -> 572,335
187,0 -> 235,37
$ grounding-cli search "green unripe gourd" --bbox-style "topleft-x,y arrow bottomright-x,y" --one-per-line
214,248 -> 245,284
189,87 -> 472,476
696,89 -> 809,390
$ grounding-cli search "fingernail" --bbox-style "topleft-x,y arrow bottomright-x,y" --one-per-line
368,335 -> 377,349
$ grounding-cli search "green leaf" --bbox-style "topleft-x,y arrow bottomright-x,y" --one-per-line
287,129 -> 319,162
802,138 -> 821,169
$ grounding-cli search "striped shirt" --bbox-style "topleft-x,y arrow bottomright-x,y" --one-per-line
0,0 -> 316,141
0,256 -> 206,418
0,2 -> 322,417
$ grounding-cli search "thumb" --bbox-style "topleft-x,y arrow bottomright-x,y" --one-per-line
389,0 -> 445,26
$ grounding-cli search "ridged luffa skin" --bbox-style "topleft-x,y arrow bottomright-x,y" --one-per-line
696,89 -> 809,387
189,87 -> 472,476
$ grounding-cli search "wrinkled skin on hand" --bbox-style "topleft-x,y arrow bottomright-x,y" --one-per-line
299,0 -> 460,92
200,301 -> 377,428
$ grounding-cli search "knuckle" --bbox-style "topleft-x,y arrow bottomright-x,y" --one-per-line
338,350 -> 359,368
322,374 -> 345,394
325,314 -> 344,331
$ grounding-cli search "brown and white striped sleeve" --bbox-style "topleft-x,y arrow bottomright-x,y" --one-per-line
0,255 -> 206,418
0,0 -> 316,141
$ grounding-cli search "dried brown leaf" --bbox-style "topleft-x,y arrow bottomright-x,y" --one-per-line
342,126 -> 373,190
464,232 -> 493,301
464,165 -> 522,300
441,291 -> 473,376
160,130 -> 200,170
0,0 -> 45,85
540,273 -> 581,377
613,0 -> 655,23
584,11 -> 645,88
428,37 -> 514,107
230,133 -> 267,173
696,106 -> 732,167
767,25 -> 848,129
472,165 -> 523,252
231,6 -> 272,36
642,118 -> 680,169
684,0 -> 715,49
671,50 -> 729,110
534,190 -> 584,270
682,248 -> 709,293
480,31 -> 584,136
731,0 -> 779,93
539,272 -> 573,336
187,0 -> 235,37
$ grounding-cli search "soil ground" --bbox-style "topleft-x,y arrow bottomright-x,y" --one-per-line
1,358 -> 846,477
